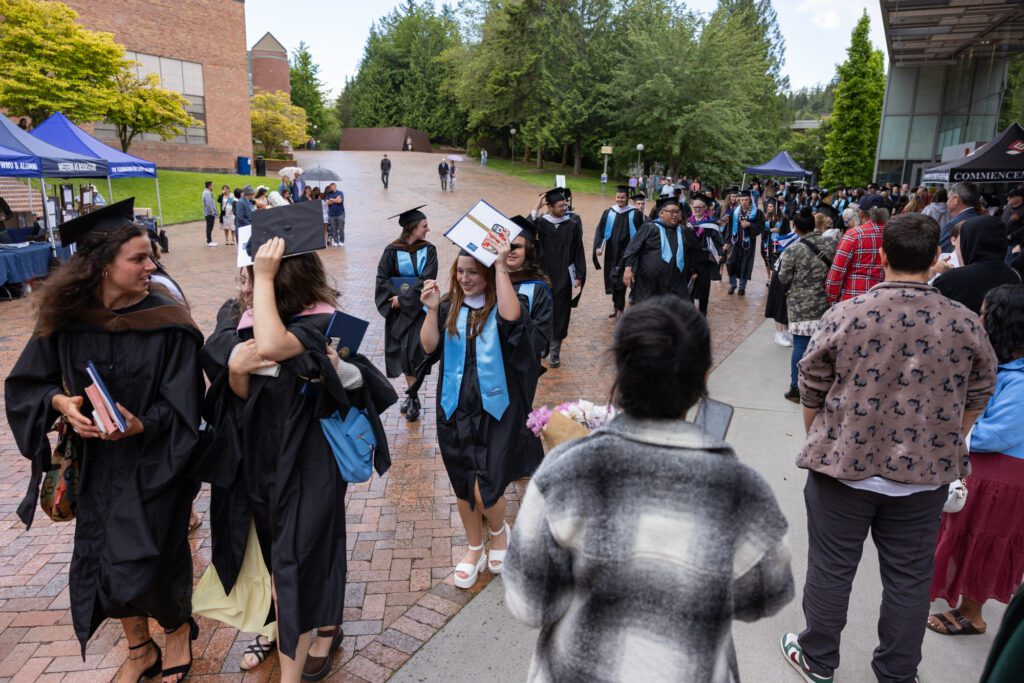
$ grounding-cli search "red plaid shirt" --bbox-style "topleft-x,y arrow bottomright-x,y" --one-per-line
825,222 -> 884,303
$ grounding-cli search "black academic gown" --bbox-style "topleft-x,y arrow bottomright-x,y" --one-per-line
194,302 -> 396,647
432,301 -> 543,509
592,206 -> 643,295
374,240 -> 439,378
621,220 -> 690,303
532,213 -> 586,341
725,207 -> 765,282
194,308 -> 391,659
4,291 -> 203,655
511,271 -> 554,376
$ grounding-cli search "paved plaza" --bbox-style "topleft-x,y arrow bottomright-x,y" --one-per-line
0,152 -> 998,682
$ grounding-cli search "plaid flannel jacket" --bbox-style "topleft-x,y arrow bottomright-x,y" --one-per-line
825,222 -> 884,304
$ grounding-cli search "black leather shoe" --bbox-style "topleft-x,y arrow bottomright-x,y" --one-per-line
738,288 -> 746,296
728,286 -> 736,295
405,395 -> 421,422
784,387 -> 800,403
399,396 -> 409,414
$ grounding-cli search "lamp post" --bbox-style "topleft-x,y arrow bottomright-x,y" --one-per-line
510,128 -> 517,163
636,143 -> 644,174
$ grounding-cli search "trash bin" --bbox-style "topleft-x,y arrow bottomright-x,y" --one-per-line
255,157 -> 266,177
236,156 -> 251,175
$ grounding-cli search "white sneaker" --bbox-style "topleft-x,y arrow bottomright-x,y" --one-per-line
774,331 -> 792,347
206,242 -> 219,247
338,241 -> 345,247
784,331 -> 794,343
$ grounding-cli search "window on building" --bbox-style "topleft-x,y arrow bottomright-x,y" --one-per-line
94,51 -> 207,145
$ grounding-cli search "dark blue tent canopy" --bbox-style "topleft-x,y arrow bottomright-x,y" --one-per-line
0,115 -> 107,178
745,151 -> 811,178
32,112 -> 156,178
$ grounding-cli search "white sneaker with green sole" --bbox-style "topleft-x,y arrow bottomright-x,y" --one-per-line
780,632 -> 834,683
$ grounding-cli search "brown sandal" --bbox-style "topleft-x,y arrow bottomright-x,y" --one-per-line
927,609 -> 986,636
302,626 -> 343,681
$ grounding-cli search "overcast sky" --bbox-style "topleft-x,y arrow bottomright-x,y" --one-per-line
244,0 -> 887,99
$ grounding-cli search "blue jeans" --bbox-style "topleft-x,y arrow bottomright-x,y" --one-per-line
728,274 -> 746,289
790,334 -> 811,389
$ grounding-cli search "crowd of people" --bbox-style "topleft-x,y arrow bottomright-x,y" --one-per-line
3,158 -> 1024,683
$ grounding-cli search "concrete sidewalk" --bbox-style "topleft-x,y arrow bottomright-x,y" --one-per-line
391,319 -> 1001,683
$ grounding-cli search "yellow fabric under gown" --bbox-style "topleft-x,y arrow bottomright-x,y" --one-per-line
192,519 -> 276,638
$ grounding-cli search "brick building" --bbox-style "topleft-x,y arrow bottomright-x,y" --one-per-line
64,0 -> 253,172
249,32 -> 291,95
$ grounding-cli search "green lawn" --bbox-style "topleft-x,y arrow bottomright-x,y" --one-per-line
64,170 -> 257,225
482,158 -> 629,196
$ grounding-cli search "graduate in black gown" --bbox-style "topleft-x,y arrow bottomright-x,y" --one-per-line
593,185 -> 644,317
621,195 -> 690,303
4,200 -> 203,681
508,216 -> 554,370
374,205 -> 438,422
419,241 -> 543,590
682,193 -> 724,315
529,187 -> 585,368
724,189 -> 765,295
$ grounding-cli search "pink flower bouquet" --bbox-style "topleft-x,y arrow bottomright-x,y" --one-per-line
527,400 -> 617,451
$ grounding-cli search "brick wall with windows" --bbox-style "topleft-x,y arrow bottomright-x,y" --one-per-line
65,0 -> 253,172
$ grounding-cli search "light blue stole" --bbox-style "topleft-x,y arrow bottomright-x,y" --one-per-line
396,247 -> 427,277
440,306 -> 510,421
654,219 -> 684,270
604,207 -> 638,241
730,205 -> 757,244
517,282 -> 537,311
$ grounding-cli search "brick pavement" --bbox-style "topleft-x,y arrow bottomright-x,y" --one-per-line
0,151 -> 770,681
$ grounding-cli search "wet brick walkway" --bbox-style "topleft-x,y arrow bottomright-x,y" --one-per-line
0,151 -> 770,681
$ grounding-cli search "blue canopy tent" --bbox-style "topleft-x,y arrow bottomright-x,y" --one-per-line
0,115 -> 108,248
31,112 -> 162,222
742,151 -> 812,188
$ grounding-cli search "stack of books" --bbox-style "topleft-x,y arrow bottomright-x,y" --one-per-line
83,361 -> 127,434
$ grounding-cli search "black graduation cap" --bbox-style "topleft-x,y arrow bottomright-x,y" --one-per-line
58,197 -> 136,246
247,199 -> 327,257
510,215 -> 536,242
544,187 -> 570,204
739,189 -> 753,198
815,203 -> 839,222
690,193 -> 713,205
634,191 -> 646,200
387,205 -> 427,229
615,185 -> 631,196
655,195 -> 681,210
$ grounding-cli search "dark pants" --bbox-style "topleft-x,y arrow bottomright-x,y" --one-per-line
205,215 -> 215,243
798,471 -> 946,682
439,175 -> 448,191
611,286 -> 626,312
790,334 -> 810,389
690,265 -> 712,314
381,171 -> 389,188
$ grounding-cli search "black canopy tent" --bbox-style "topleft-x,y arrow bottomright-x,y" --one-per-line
922,122 -> 1024,185
0,115 -> 109,249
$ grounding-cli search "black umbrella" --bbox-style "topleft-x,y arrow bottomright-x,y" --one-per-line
303,165 -> 341,182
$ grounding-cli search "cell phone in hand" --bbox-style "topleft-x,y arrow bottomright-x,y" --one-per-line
693,397 -> 734,440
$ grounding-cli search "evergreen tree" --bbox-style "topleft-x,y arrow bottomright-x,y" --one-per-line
821,11 -> 885,188
289,41 -> 328,139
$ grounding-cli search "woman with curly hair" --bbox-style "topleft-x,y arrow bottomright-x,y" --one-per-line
4,200 -> 204,682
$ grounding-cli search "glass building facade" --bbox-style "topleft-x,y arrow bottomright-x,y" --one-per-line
874,56 -> 1008,187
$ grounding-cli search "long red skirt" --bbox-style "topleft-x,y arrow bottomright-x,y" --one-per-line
931,453 -> 1024,605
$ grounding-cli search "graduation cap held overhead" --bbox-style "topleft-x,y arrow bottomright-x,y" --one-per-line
59,197 -> 136,246
247,200 -> 326,258
388,205 -> 427,229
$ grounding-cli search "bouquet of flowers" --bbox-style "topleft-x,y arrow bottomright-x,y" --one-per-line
527,400 -> 618,451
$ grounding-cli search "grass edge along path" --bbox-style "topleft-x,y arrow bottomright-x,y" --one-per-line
478,158 -> 630,197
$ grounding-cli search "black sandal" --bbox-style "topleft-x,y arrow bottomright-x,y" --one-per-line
161,618 -> 199,681
301,626 -> 344,681
128,638 -> 162,682
239,635 -> 276,671
927,609 -> 986,636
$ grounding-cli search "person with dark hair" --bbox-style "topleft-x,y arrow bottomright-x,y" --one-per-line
1003,187 -> 1024,256
941,181 -> 981,251
825,194 -> 887,303
933,215 -> 1021,314
763,205 -> 800,348
419,240 -> 543,590
4,200 -> 204,681
528,187 -> 586,368
202,180 -> 219,247
782,212 -> 998,683
621,195 -> 689,304
508,216 -> 554,365
375,206 -> 438,422
592,186 -> 643,317
438,160 -> 449,191
927,284 -> 1024,639
219,185 -> 236,246
504,296 -> 794,682
254,186 -> 269,210
235,185 -> 255,235
723,189 -> 764,295
777,208 -> 836,401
